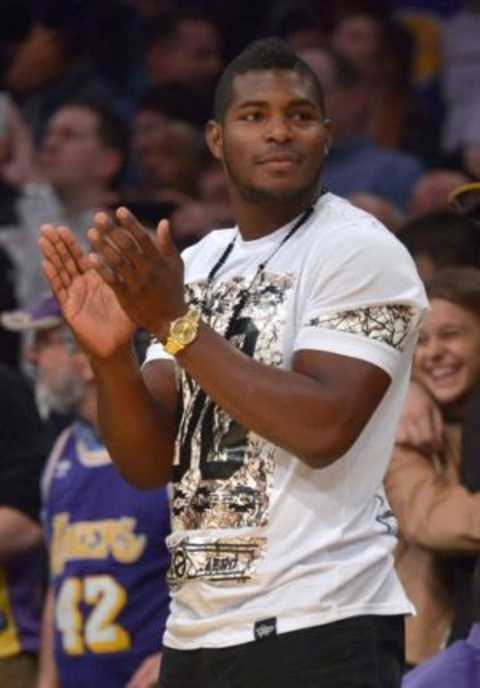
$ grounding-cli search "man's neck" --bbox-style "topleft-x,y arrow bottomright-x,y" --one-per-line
231,190 -> 318,241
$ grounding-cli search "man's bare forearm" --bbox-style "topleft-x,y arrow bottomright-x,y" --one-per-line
175,324 -> 389,468
91,347 -> 177,488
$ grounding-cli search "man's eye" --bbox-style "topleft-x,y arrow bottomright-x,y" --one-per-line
292,111 -> 313,121
241,112 -> 263,122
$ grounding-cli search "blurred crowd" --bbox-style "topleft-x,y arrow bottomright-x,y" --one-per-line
1,0 -> 480,686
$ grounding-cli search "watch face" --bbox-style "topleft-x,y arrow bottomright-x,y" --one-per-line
171,320 -> 195,342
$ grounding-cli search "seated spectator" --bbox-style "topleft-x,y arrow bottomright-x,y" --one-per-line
0,97 -> 127,308
132,106 -> 204,198
385,267 -> 480,668
398,211 -> 480,283
141,9 -> 223,126
408,169 -> 470,218
3,295 -> 171,688
441,1 -> 480,158
262,1 -> 333,51
145,9 -> 222,92
300,45 -> 424,210
4,1 -> 115,145
0,362 -> 50,687
329,1 -> 419,152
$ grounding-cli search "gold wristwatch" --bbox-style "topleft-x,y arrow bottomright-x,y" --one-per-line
164,307 -> 202,355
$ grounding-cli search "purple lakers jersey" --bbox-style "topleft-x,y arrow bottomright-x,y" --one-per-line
42,421 -> 170,687
0,550 -> 44,658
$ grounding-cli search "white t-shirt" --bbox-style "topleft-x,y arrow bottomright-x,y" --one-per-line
145,192 -> 428,650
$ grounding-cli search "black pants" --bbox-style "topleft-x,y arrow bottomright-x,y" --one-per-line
158,615 -> 405,688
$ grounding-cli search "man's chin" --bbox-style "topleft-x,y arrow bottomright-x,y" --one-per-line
240,182 -> 314,204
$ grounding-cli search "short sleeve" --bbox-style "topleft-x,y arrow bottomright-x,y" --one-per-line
143,335 -> 174,366
295,221 -> 428,377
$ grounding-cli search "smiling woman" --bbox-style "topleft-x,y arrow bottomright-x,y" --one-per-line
385,267 -> 480,669
416,272 -> 480,414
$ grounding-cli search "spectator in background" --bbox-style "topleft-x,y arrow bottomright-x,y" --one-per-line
408,169 -> 470,218
398,211 -> 480,283
0,362 -> 51,686
2,294 -> 171,688
395,184 -> 480,660
441,0 -> 480,160
385,268 -> 480,669
132,108 -> 204,199
329,0 -> 417,152
0,97 -> 127,308
142,9 -> 223,126
300,45 -> 423,210
262,0 -> 333,51
4,1 -> 114,145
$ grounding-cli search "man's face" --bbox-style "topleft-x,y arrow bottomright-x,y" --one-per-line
27,326 -> 85,414
147,18 -> 222,90
211,70 -> 329,205
331,15 -> 383,80
132,113 -> 198,193
176,19 -> 222,88
300,48 -> 368,143
40,106 -> 109,192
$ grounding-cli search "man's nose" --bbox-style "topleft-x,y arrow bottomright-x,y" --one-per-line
265,116 -> 293,143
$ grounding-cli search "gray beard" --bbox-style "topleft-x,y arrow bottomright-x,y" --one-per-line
35,377 -> 85,417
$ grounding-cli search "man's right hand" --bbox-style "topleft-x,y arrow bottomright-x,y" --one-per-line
39,224 -> 136,359
396,380 -> 444,454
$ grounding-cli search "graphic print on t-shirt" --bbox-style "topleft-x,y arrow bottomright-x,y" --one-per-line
168,271 -> 294,589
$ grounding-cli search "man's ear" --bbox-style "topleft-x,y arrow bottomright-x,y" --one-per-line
205,120 -> 223,161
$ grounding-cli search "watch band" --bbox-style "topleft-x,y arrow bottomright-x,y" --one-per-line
164,307 -> 201,356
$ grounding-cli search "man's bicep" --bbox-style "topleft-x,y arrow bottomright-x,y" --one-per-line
142,359 -> 179,423
293,348 -> 391,444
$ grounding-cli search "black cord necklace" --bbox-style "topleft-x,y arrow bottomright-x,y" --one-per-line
201,190 -> 325,338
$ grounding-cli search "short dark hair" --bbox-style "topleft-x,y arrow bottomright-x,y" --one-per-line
60,97 -> 128,160
213,37 -> 325,121
54,97 -> 129,188
399,211 -> 480,271
425,267 -> 480,319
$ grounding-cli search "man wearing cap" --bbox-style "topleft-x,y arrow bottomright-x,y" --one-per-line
2,294 -> 171,687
